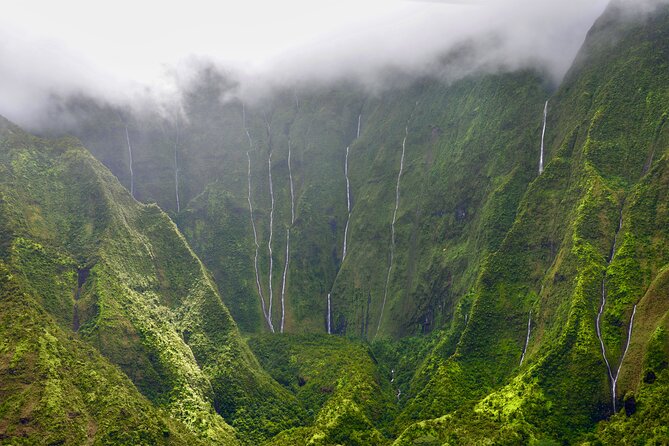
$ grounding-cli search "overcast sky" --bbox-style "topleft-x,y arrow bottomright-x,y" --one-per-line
1,0 -> 657,127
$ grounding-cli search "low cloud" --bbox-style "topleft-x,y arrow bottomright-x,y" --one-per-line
0,0 -> 664,129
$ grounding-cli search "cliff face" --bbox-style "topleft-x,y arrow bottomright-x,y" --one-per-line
2,1 -> 669,444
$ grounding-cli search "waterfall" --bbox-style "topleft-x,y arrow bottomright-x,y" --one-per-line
342,146 -> 352,261
279,140 -> 295,334
280,229 -> 290,333
327,293 -> 332,334
611,305 -> 637,411
288,140 -> 295,225
539,101 -> 548,175
520,310 -> 532,366
595,207 -> 625,411
243,105 -> 273,332
342,114 -> 361,262
267,149 -> 275,328
124,125 -> 135,198
376,125 -> 408,337
357,113 -> 362,139
174,117 -> 181,212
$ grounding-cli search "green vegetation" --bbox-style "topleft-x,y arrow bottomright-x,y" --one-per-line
0,119 -> 304,444
2,2 -> 669,444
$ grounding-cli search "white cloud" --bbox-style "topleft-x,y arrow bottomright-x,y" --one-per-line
2,0 -> 660,127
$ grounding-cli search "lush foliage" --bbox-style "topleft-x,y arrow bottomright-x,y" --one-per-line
2,2 -> 669,444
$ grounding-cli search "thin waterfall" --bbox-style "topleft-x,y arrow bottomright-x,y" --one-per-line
539,101 -> 548,174
376,125 -> 408,337
328,113 -> 361,333
342,113 -> 361,262
243,104 -> 273,332
327,293 -> 332,334
595,206 -> 624,411
174,116 -> 181,212
611,305 -> 637,411
280,229 -> 290,333
124,125 -> 135,198
342,146 -> 352,261
280,140 -> 296,333
267,149 -> 275,328
288,140 -> 296,225
520,310 -> 532,366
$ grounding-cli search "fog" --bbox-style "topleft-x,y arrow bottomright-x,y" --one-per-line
0,0 -> 665,128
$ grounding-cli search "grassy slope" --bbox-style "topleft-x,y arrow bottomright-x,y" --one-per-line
0,260 -> 205,446
0,118 -> 305,444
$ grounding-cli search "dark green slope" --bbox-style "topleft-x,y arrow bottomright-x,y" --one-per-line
55,70 -> 547,340
0,261 -> 204,445
247,334 -> 396,445
0,117 -> 305,444
394,3 -> 669,444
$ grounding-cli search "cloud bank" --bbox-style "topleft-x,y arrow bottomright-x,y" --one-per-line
0,0 -> 663,128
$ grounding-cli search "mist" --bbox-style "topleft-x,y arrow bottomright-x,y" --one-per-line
0,0 -> 665,129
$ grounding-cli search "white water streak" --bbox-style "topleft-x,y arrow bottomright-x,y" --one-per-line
342,114 -> 360,262
124,125 -> 135,197
288,140 -> 295,225
611,305 -> 637,411
280,139 -> 296,334
243,105 -> 273,332
345,146 -> 351,214
539,101 -> 548,175
281,229 -> 290,333
267,149 -> 275,328
376,125 -> 408,337
520,310 -> 532,366
342,146 -> 352,261
595,208 -> 624,411
327,293 -> 332,334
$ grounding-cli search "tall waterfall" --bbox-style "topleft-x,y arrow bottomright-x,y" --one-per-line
288,140 -> 295,225
267,149 -> 276,329
243,105 -> 273,332
539,101 -> 548,174
376,125 -> 408,337
342,146 -> 352,261
342,114 -> 361,262
595,207 -> 626,411
280,140 -> 296,333
280,229 -> 290,333
124,125 -> 135,198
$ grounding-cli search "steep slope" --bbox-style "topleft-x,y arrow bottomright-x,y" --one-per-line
0,117 -> 304,444
393,2 -> 669,443
51,69 -> 548,340
0,260 -> 205,445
